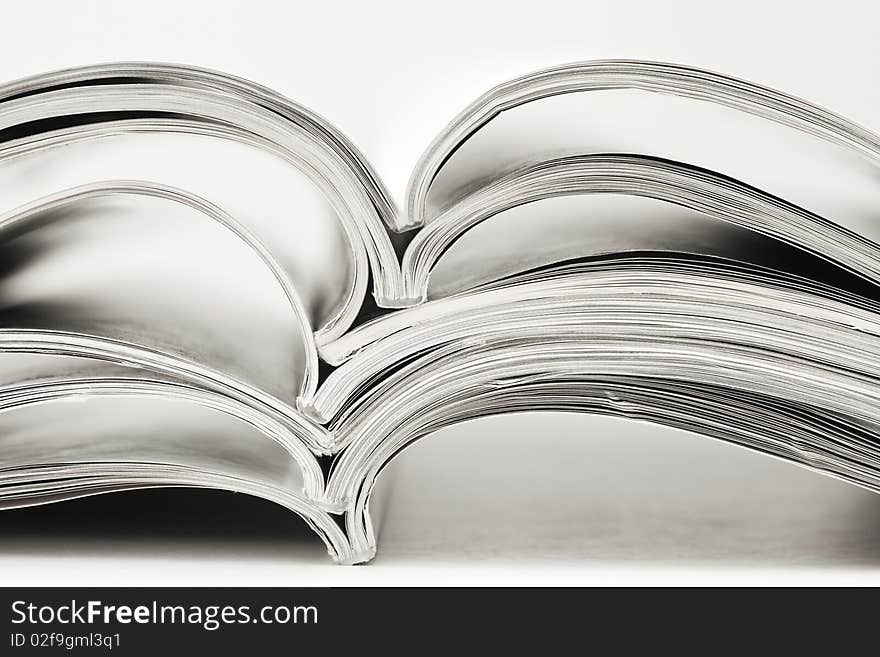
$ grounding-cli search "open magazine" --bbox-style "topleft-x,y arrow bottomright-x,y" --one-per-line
0,60 -> 879,563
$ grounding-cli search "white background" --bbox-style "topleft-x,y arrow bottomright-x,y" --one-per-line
1,0 -> 880,585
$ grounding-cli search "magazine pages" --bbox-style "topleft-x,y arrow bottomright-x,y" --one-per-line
0,60 -> 879,562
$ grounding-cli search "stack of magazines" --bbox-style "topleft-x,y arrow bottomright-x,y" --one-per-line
0,60 -> 879,563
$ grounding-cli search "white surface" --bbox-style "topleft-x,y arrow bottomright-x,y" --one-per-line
1,0 -> 880,584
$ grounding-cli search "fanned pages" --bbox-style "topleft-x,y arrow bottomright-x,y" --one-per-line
1,59 -> 880,563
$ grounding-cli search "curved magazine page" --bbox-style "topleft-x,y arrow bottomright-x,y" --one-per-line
0,393 -> 352,562
0,352 -> 325,494
312,258 -> 880,428
0,351 -> 150,386
0,64 -> 405,334
336,377 -> 880,562
0,183 -> 323,441
0,121 -> 354,338
324,243 -> 880,368
0,62 -> 397,230
417,196 -> 868,301
400,155 -> 880,302
406,60 -> 880,233
315,259 -> 880,559
321,337 -> 880,559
